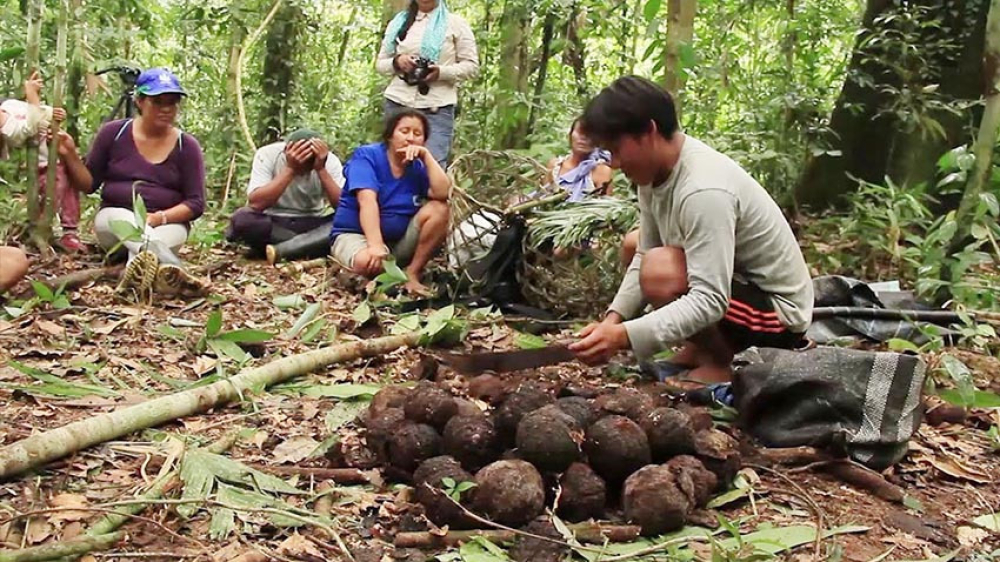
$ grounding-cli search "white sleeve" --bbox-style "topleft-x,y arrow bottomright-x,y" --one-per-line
325,153 -> 345,186
247,145 -> 278,194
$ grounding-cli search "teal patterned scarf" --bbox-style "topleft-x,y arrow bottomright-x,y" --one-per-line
382,1 -> 450,62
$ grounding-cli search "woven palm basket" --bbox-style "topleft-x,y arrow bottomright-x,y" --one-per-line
445,150 -> 549,277
519,197 -> 639,318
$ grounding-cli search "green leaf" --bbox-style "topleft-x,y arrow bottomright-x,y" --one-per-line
887,338 -> 921,353
273,294 -> 307,310
706,487 -> 751,509
373,259 -> 408,292
939,354 -> 976,406
216,328 -> 273,343
286,302 -> 322,339
971,512 -> 1000,531
903,495 -> 924,512
302,383 -> 382,400
642,0 -> 662,21
301,318 -> 326,343
980,193 -> 999,217
207,339 -> 250,363
158,324 -> 186,340
0,47 -> 26,62
324,400 -> 369,432
391,313 -> 423,335
513,332 -> 547,349
441,477 -> 456,488
205,309 -> 223,337
455,481 -> 476,493
132,187 -> 147,229
52,295 -> 71,310
352,301 -> 372,325
30,281 -> 54,301
939,389 -> 1000,409
109,219 -> 140,243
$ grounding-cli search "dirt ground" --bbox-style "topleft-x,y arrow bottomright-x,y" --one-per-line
0,248 -> 998,562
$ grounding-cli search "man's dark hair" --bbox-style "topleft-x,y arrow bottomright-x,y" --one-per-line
581,75 -> 679,144
382,108 -> 431,142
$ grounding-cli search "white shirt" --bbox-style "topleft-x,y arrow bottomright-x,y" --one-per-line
0,99 -> 52,162
247,142 -> 345,217
376,10 -> 479,109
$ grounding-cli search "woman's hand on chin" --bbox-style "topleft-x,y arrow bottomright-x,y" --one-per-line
397,145 -> 427,164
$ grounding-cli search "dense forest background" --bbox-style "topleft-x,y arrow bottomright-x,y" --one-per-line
1,0 -> 999,308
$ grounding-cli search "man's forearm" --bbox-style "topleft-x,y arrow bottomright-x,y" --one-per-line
318,169 -> 342,207
248,168 -> 296,210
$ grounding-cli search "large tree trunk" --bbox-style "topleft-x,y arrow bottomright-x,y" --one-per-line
494,0 -> 532,149
795,0 -> 990,210
663,0 -> 697,117
258,0 -> 303,145
527,8 -> 557,139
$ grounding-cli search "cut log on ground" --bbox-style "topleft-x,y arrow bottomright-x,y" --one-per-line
0,332 -> 421,480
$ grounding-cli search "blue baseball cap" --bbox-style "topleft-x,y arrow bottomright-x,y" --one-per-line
135,68 -> 187,97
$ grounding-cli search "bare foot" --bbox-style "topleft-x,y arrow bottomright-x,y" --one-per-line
686,364 -> 733,384
403,278 -> 434,297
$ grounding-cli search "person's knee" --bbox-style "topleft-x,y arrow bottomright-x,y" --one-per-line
640,246 -> 688,306
0,247 -> 29,293
420,200 -> 450,229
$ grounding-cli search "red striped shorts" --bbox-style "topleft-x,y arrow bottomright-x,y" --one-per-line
720,280 -> 804,351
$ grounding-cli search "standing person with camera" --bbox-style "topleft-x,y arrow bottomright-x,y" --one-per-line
57,68 -> 206,288
376,0 -> 479,166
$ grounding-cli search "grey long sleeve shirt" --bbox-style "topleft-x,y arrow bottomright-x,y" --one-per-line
609,136 -> 814,359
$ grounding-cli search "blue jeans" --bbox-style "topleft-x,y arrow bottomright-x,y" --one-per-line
384,99 -> 455,167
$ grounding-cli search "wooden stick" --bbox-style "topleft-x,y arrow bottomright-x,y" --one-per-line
819,461 -> 905,503
246,464 -> 370,484
17,265 -> 123,298
393,523 -> 641,548
0,332 -> 421,480
236,0 -> 283,152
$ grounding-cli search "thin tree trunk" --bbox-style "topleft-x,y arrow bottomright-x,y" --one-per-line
0,332 -> 421,480
940,0 -> 1000,300
663,0 -> 697,116
64,0 -> 84,142
565,1 -> 588,101
225,19 -> 247,151
38,0 -> 69,248
527,8 -> 557,138
336,5 -> 359,69
24,0 -> 43,250
237,0 -> 284,153
628,0 -> 642,74
495,0 -> 532,149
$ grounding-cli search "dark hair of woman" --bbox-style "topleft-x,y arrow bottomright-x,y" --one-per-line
396,1 -> 420,44
382,108 -> 431,142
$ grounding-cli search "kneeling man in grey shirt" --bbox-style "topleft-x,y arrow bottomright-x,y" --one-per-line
569,76 -> 814,383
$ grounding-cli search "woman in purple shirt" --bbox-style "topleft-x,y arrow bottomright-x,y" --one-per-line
58,68 -> 205,264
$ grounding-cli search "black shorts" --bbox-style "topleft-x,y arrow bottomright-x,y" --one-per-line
719,280 -> 804,352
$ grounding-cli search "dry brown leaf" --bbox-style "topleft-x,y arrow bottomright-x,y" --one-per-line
929,456 -> 992,484
163,351 -> 185,364
276,532 -> 323,560
61,521 -> 83,540
80,555 -> 96,562
243,284 -> 258,298
48,493 -> 89,523
957,525 -> 989,547
301,400 -> 320,421
90,318 -> 128,335
272,436 -> 320,464
35,320 -> 65,336
249,430 -> 270,449
192,356 -> 217,376
25,519 -> 54,544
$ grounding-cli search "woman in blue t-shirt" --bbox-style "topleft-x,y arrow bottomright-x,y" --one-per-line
330,109 -> 451,295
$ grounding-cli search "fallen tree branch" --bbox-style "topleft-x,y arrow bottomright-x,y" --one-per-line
819,461 -> 905,503
246,464 -> 370,484
0,332 -> 421,480
17,265 -> 123,298
0,533 -> 122,562
394,523 -> 641,548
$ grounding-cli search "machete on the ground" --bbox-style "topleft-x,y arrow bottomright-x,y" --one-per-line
436,344 -> 577,374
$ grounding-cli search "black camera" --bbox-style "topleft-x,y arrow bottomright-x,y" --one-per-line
403,56 -> 433,95
96,66 -> 142,88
